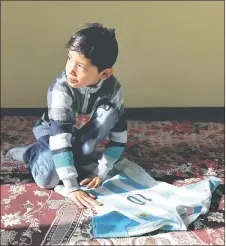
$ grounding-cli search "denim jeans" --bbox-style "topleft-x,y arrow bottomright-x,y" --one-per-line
24,106 -> 118,189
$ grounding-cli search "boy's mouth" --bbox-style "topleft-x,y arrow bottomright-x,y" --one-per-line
68,78 -> 78,84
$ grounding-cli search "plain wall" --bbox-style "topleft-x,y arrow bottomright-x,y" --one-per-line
1,1 -> 224,108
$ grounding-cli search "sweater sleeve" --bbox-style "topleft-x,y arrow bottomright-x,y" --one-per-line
48,84 -> 79,193
93,87 -> 128,179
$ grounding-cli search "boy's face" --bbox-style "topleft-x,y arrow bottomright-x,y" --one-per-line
65,49 -> 113,88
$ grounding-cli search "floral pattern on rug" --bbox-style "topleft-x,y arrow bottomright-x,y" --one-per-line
0,117 -> 224,245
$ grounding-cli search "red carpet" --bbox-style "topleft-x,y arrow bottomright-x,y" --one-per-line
1,117 -> 224,245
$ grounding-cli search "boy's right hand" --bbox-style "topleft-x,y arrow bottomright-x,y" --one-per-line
69,190 -> 102,208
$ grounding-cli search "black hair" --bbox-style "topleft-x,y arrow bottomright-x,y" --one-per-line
66,23 -> 118,72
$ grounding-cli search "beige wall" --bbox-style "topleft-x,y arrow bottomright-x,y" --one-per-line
1,1 -> 224,108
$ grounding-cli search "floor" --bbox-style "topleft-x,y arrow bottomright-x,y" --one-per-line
1,116 -> 225,245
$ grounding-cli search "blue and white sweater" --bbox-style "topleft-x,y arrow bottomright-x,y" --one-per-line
43,72 -> 127,193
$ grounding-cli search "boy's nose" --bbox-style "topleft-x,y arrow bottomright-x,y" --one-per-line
69,69 -> 76,76
68,64 -> 77,76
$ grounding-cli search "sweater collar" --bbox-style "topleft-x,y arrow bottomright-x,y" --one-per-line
78,80 -> 104,94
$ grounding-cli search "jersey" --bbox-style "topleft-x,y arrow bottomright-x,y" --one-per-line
86,159 -> 220,238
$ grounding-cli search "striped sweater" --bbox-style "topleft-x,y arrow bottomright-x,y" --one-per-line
45,71 -> 127,193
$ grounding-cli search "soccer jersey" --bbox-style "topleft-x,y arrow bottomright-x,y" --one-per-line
85,159 -> 220,238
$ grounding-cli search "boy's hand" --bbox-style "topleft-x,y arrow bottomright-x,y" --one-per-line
69,190 -> 102,208
80,174 -> 103,189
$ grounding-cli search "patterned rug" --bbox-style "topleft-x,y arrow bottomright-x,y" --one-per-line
1,116 -> 225,245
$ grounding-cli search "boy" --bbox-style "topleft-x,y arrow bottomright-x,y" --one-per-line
6,23 -> 127,209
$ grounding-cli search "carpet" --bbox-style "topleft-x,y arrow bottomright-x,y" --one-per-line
1,117 -> 224,245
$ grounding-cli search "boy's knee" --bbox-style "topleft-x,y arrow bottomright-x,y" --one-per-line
80,106 -> 118,156
31,152 -> 60,189
35,174 -> 59,189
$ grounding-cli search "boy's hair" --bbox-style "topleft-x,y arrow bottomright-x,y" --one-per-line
66,23 -> 118,72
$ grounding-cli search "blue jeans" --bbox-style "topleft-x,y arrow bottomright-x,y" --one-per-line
24,106 -> 118,189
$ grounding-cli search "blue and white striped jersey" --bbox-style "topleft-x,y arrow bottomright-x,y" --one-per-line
83,159 -> 220,238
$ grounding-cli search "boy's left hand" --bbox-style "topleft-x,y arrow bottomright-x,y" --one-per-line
80,174 -> 102,189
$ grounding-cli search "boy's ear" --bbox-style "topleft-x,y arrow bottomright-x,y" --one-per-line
99,68 -> 113,80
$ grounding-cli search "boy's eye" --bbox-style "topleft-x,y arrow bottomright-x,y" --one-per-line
68,56 -> 71,60
78,64 -> 86,71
